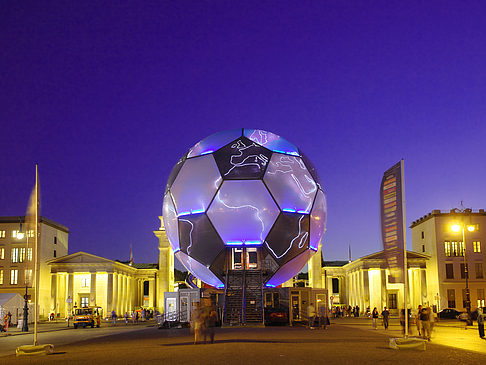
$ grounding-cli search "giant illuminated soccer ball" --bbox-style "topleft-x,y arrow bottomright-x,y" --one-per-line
163,129 -> 327,288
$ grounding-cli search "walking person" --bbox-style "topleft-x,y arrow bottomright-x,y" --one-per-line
204,308 -> 218,344
372,307 -> 379,329
111,310 -> 117,326
191,303 -> 204,344
478,307 -> 485,339
381,307 -> 390,329
308,303 -> 316,328
124,312 -> 129,325
420,307 -> 431,341
416,305 -> 422,337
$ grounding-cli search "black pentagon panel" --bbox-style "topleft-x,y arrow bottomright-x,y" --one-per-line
264,212 -> 310,266
213,136 -> 272,180
178,214 -> 225,267
299,149 -> 322,188
209,248 -> 227,283
165,151 -> 188,194
261,245 -> 279,281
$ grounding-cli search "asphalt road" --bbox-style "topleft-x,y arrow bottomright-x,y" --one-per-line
1,320 -> 486,365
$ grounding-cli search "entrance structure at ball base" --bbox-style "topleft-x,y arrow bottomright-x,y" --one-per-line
163,129 -> 327,324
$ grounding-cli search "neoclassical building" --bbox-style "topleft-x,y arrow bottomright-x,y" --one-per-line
1,215 -> 176,319
411,209 -> 486,311
314,250 -> 429,314
48,252 -> 158,317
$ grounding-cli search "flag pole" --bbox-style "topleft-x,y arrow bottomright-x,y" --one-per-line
401,159 -> 409,338
34,163 -> 39,345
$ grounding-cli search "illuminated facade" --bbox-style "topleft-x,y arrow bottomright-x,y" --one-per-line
48,252 -> 158,317
0,216 -> 68,319
163,129 -> 327,288
411,209 -> 486,310
322,251 -> 429,314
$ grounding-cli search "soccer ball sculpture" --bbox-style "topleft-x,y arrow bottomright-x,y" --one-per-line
163,129 -> 327,288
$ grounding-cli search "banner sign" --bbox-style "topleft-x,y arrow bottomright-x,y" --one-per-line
380,161 -> 405,283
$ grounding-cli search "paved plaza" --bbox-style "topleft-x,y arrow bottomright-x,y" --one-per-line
1,317 -> 486,364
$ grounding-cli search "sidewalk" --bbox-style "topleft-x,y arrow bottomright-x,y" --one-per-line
1,319 -> 154,337
334,316 -> 486,354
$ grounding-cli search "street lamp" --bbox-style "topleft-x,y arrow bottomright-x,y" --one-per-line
450,208 -> 475,326
16,221 -> 29,332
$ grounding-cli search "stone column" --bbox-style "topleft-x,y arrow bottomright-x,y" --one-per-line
90,272 -> 97,307
113,273 -> 119,313
155,217 -> 175,312
50,273 -> 57,314
149,279 -> 155,307
308,244 -> 323,288
67,273 -> 74,307
107,273 -> 113,312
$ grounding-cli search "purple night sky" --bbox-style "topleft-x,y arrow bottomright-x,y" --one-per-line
1,1 -> 486,267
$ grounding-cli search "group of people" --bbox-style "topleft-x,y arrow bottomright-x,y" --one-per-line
111,308 -> 157,326
331,305 -> 360,318
1,312 -> 12,332
191,303 -> 218,344
307,304 -> 330,329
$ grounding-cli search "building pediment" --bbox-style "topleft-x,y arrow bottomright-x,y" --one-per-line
48,251 -> 118,265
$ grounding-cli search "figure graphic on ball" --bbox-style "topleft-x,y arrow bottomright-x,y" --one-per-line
163,129 -> 327,288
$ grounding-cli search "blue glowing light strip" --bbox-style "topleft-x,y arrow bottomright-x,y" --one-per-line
297,210 -> 309,214
244,240 -> 262,245
226,241 -> 243,246
282,208 -> 296,213
272,149 -> 300,156
265,284 -> 276,288
173,249 -> 181,254
177,208 -> 205,217
201,150 -> 214,155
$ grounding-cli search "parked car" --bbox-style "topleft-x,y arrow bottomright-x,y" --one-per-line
458,307 -> 486,322
438,308 -> 462,319
264,307 -> 289,326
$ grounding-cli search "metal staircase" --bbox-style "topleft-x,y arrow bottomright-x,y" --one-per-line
244,270 -> 264,323
223,270 -> 244,325
223,269 -> 263,325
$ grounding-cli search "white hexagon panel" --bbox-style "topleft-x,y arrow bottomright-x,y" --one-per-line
264,154 -> 318,214
207,180 -> 280,245
163,129 -> 327,288
170,154 -> 222,216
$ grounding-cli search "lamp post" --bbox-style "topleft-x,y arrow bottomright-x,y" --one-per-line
16,224 -> 29,332
451,208 -> 475,326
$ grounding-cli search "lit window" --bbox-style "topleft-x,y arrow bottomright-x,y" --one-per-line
27,248 -> 32,261
444,241 -> 451,256
19,248 -> 26,263
81,277 -> 89,288
12,230 -> 19,238
27,230 -> 34,238
10,269 -> 18,285
25,269 -> 33,284
0,247 -> 4,260
0,269 -> 3,284
478,289 -> 485,308
80,297 -> 89,308
473,241 -> 481,253
0,230 -> 5,238
11,248 -> 19,263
